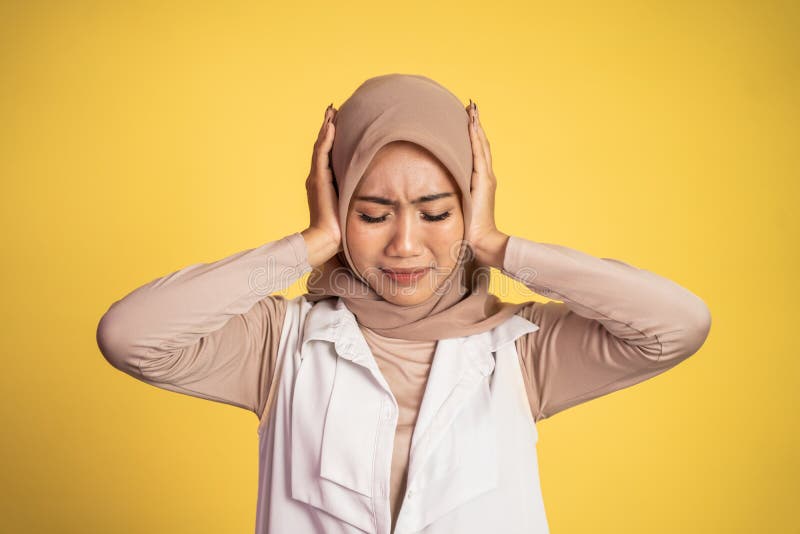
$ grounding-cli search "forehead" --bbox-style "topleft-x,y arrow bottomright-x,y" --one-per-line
356,141 -> 458,195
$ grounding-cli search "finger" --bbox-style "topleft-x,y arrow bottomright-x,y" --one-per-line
322,107 -> 338,144
472,105 -> 493,172
317,105 -> 334,139
467,107 -> 489,187
312,106 -> 336,169
312,109 -> 328,166
314,123 -> 334,171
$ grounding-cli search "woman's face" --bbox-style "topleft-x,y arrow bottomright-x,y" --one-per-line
346,140 -> 465,307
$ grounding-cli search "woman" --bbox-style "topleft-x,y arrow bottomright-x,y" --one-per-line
97,74 -> 711,534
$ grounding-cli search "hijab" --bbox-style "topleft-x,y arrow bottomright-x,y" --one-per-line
304,73 -> 525,341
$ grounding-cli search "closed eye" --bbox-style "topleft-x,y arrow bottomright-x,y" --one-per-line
358,213 -> 388,224
422,211 -> 451,222
358,211 -> 452,224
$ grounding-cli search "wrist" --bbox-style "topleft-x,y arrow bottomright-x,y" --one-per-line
301,227 -> 340,268
472,230 -> 510,269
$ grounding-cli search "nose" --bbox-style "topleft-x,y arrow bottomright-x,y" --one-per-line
385,209 -> 423,258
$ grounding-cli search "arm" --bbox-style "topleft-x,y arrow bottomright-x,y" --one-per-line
97,105 -> 342,420
463,105 -> 710,423
95,232 -> 311,419
485,234 -> 712,422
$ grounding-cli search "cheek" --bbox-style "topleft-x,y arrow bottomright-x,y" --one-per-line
345,218 -> 378,266
431,217 -> 464,266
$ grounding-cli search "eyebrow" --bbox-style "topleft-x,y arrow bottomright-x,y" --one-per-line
353,192 -> 455,206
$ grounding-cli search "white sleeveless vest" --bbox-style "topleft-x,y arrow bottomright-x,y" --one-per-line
255,296 -> 549,534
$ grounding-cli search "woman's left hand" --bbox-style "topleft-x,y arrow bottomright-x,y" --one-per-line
466,101 -> 510,268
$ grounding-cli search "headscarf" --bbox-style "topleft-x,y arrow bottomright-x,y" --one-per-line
304,73 -> 525,340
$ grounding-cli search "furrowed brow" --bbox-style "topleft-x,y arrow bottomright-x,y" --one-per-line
354,192 -> 455,206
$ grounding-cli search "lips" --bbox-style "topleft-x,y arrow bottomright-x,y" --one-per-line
381,267 -> 430,284
381,267 -> 429,274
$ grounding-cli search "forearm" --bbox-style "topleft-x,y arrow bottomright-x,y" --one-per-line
96,232 -> 311,372
503,235 -> 711,361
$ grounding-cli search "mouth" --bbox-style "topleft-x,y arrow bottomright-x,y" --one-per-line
380,267 -> 430,284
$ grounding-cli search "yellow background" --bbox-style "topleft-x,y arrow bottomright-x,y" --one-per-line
2,0 -> 797,532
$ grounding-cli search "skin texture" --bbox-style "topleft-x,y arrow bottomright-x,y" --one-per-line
301,101 -> 512,303
346,140 -> 465,306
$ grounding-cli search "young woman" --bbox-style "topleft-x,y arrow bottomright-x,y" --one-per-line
97,74 -> 711,534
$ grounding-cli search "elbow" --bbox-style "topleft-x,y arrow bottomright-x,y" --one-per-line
96,308 -> 138,375
675,298 -> 712,361
654,296 -> 712,365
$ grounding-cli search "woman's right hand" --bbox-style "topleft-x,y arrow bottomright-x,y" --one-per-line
302,104 -> 342,268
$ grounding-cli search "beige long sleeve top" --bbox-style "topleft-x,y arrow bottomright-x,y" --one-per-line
96,232 -> 711,530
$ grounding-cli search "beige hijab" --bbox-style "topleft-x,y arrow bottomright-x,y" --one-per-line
305,73 -> 525,340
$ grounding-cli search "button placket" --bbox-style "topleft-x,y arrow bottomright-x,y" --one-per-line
372,396 -> 399,534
